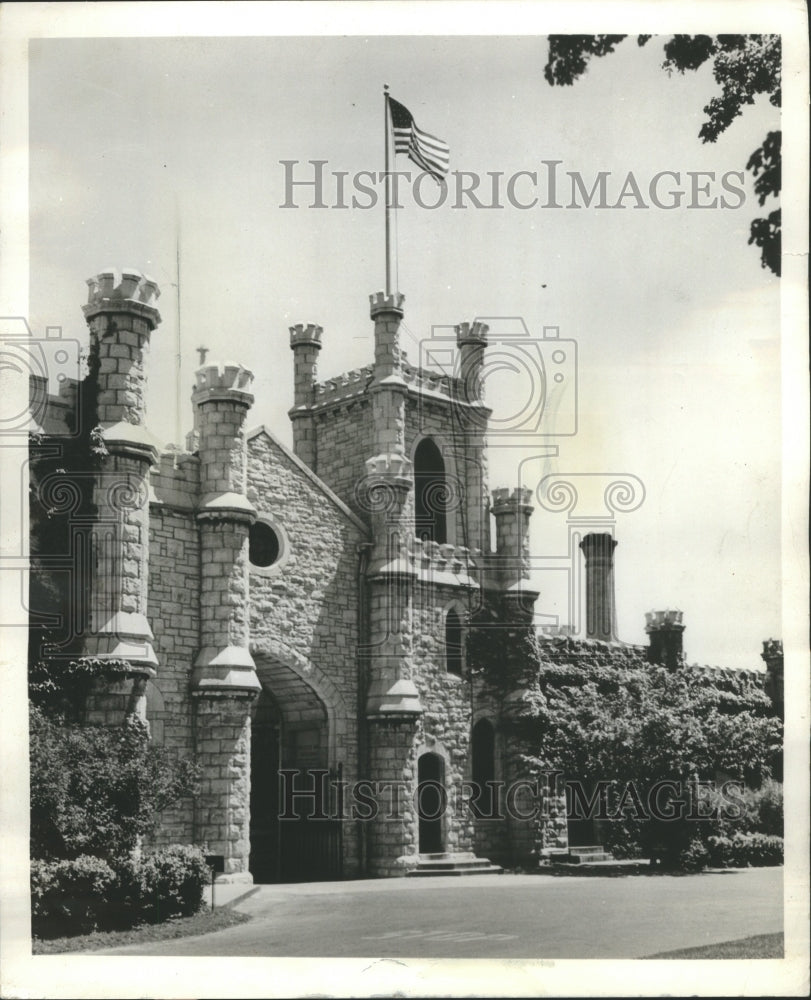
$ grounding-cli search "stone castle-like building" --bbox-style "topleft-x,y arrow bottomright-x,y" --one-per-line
28,269 -> 783,882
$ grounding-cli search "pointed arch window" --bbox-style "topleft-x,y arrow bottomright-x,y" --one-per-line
414,437 -> 447,543
445,608 -> 463,676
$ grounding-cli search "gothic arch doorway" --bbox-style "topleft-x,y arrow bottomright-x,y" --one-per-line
417,752 -> 446,854
250,658 -> 341,882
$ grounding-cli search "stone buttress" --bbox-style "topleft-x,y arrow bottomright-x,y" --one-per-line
191,360 -> 260,881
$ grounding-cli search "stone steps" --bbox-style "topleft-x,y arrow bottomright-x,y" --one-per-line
565,845 -> 614,864
405,852 -> 504,877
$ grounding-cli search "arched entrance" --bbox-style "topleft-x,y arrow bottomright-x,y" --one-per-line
417,752 -> 446,853
250,658 -> 342,882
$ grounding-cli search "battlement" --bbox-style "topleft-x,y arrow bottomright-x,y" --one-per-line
314,365 -> 374,405
403,535 -> 481,583
492,486 -> 533,511
369,290 -> 405,318
83,268 -> 161,321
761,638 -> 783,660
289,323 -> 323,349
192,362 -> 255,406
456,321 -> 489,346
645,609 -> 685,631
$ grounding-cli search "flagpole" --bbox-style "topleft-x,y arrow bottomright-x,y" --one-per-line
384,84 -> 392,296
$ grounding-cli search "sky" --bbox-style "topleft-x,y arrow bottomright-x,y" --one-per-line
27,31 -> 782,670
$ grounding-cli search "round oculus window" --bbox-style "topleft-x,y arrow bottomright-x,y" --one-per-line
249,521 -> 281,568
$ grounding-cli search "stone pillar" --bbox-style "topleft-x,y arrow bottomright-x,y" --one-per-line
288,322 -> 322,469
191,360 -> 260,881
81,269 -> 162,724
579,532 -> 618,642
455,321 -> 491,553
645,609 -> 685,670
761,638 -> 784,720
491,487 -> 538,620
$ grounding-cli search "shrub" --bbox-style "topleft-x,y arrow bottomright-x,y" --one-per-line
707,832 -> 783,868
31,855 -> 117,938
678,837 -> 711,872
31,845 -> 210,939
138,845 -> 210,923
29,704 -> 199,861
730,780 -> 783,836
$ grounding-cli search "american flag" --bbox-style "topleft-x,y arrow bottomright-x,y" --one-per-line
389,97 -> 450,184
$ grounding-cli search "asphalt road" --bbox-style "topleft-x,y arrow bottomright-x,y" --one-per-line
95,867 -> 782,959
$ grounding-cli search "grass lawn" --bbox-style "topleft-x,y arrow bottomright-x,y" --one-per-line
33,907 -> 251,955
644,933 -> 784,959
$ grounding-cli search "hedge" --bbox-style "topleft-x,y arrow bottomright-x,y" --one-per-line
31,845 -> 210,939
707,832 -> 784,868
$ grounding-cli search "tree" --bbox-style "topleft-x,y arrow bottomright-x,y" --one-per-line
544,35 -> 782,275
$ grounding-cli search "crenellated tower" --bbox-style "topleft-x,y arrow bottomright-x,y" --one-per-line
191,359 -> 260,880
288,323 -> 323,470
81,268 -> 162,724
646,609 -> 686,669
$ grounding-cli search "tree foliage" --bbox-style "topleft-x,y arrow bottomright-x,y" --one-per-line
545,34 -> 782,274
533,657 -> 781,789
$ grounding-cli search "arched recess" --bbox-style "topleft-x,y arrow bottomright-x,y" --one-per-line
249,647 -> 347,883
413,437 -> 448,544
417,751 -> 446,853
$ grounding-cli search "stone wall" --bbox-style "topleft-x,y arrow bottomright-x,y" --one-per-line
146,497 -> 200,844
246,428 -> 366,875
312,399 -> 375,512
410,581 -> 477,856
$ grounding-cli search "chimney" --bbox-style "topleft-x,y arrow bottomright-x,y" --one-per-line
579,532 -> 618,641
645,609 -> 685,669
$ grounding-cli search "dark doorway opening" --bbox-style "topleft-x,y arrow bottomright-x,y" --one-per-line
417,752 -> 445,853
471,718 -> 496,817
249,690 -> 282,883
249,678 -> 341,883
565,780 -> 600,848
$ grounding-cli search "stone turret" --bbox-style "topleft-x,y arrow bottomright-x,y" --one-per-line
288,323 -> 323,469
491,487 -> 538,619
191,359 -> 259,882
370,291 -> 406,382
455,321 -> 491,553
645,609 -> 685,670
579,532 -> 618,642
191,361 -> 258,692
81,269 -> 161,722
761,638 -> 784,719
455,321 -> 489,403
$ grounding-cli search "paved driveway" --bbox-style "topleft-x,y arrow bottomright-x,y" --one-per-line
95,867 -> 782,959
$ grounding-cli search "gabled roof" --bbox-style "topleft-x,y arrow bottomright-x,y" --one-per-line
246,425 -> 369,536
